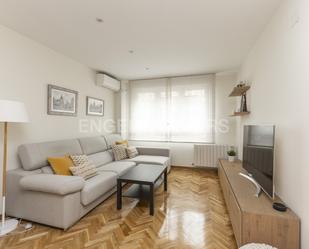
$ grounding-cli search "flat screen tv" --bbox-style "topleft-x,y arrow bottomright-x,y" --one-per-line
243,125 -> 275,198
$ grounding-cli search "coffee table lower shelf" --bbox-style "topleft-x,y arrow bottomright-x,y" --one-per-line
123,178 -> 164,199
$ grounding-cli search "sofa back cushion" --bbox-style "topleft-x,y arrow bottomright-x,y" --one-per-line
18,139 -> 83,171
41,166 -> 54,174
78,136 -> 108,155
87,150 -> 113,167
103,134 -> 123,149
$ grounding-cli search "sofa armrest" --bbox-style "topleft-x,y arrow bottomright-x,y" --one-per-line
20,174 -> 85,195
136,147 -> 170,157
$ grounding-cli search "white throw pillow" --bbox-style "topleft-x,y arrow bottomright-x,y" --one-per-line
69,162 -> 98,180
70,154 -> 89,166
112,144 -> 128,161
126,146 -> 138,159
69,154 -> 98,179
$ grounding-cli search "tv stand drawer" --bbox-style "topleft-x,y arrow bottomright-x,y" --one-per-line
218,162 -> 242,245
228,187 -> 242,245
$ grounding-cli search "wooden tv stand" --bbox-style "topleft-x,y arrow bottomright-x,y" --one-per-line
218,160 -> 300,249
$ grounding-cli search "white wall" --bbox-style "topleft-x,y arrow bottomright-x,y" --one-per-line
215,72 -> 237,145
129,72 -> 237,166
237,0 -> 309,247
0,24 -> 116,175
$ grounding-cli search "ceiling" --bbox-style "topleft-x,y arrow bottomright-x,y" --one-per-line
0,0 -> 281,80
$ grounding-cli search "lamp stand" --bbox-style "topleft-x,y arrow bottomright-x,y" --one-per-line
0,122 -> 18,236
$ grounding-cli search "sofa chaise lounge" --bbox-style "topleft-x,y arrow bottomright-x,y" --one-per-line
6,134 -> 170,229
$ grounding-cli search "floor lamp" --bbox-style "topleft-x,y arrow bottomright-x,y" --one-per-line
0,100 -> 28,236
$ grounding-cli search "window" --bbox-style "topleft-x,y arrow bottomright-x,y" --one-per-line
129,78 -> 167,141
129,75 -> 214,143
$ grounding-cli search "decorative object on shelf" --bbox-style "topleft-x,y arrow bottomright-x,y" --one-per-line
86,96 -> 104,116
0,100 -> 29,236
273,202 -> 287,212
227,148 -> 236,162
240,94 -> 248,112
48,84 -> 78,116
229,82 -> 250,97
229,81 -> 250,116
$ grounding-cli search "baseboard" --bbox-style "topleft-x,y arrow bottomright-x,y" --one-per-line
172,165 -> 218,172
171,165 -> 194,169
194,166 -> 218,172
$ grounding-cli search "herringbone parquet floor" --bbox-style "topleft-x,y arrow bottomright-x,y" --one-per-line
0,167 -> 237,249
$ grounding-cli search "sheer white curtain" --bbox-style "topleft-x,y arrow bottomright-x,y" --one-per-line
129,78 -> 167,141
169,75 -> 214,142
129,75 -> 214,143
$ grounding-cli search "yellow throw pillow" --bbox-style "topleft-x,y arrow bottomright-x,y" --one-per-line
47,155 -> 74,176
115,140 -> 129,147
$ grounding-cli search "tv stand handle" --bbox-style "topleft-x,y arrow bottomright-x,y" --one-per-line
239,172 -> 261,197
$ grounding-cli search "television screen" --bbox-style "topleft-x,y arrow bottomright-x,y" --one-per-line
243,125 -> 275,198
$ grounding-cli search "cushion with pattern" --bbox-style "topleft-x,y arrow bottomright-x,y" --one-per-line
112,144 -> 128,161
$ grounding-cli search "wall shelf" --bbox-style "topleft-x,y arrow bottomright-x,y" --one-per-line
229,83 -> 250,116
230,111 -> 250,117
229,85 -> 250,97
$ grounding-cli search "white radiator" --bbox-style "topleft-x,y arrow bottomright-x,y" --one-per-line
194,144 -> 232,168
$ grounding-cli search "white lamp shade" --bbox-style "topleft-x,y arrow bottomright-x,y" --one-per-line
0,100 -> 29,123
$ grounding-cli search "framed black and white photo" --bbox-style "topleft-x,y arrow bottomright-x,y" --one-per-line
48,84 -> 78,116
86,96 -> 104,116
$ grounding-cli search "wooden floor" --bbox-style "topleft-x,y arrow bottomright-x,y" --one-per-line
0,167 -> 237,249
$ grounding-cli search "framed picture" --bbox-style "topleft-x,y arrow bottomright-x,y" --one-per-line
86,96 -> 104,116
48,84 -> 78,116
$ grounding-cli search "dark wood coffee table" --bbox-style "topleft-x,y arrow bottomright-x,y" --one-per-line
117,164 -> 168,215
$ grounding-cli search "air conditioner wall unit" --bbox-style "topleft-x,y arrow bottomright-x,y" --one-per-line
96,73 -> 120,92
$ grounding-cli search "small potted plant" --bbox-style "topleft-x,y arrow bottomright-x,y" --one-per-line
227,149 -> 237,162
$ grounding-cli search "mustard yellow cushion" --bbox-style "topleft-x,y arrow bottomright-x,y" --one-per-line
47,155 -> 74,176
115,140 -> 129,147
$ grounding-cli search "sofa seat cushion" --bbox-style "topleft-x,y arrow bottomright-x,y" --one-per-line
20,174 -> 85,195
125,155 -> 170,166
98,161 -> 136,176
81,172 -> 117,206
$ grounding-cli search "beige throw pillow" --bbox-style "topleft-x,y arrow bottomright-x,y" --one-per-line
112,144 -> 128,161
69,155 -> 98,179
70,154 -> 89,166
69,162 -> 98,180
126,146 -> 138,159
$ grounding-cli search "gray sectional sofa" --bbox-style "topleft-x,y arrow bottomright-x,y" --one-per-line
6,134 -> 170,230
